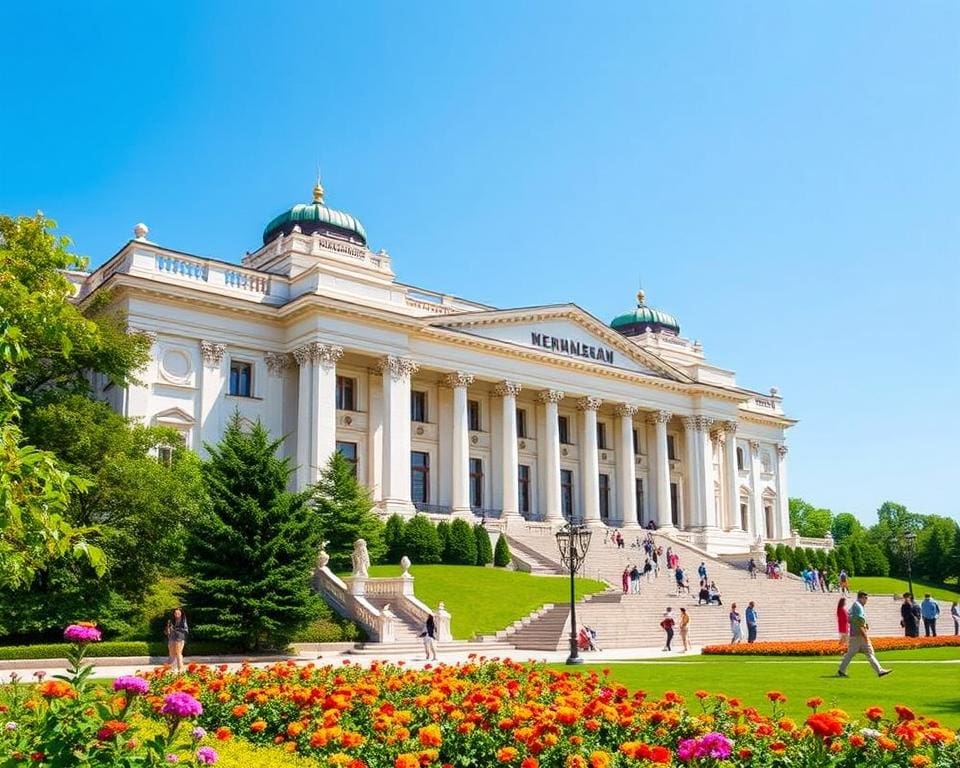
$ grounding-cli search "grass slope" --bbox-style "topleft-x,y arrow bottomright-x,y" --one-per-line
363,565 -> 606,639
847,576 -> 960,603
558,646 -> 960,727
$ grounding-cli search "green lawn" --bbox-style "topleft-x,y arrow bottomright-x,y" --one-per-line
554,646 -> 960,727
847,576 -> 960,603
363,564 -> 606,639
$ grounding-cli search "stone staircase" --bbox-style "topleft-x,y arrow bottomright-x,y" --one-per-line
505,533 -> 565,575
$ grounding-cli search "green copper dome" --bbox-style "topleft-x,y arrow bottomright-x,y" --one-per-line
262,182 -> 367,246
610,290 -> 680,337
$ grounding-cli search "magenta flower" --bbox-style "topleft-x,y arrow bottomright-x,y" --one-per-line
677,732 -> 733,762
196,746 -> 218,764
63,624 -> 102,643
161,692 -> 203,719
166,755 -> 180,763
677,738 -> 698,762
191,726 -> 207,741
113,676 -> 150,695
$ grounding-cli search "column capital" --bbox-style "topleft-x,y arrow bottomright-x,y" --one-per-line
313,343 -> 344,370
647,409 -> 672,425
682,415 -> 714,432
576,396 -> 602,412
720,420 -> 738,435
200,340 -> 226,366
493,380 -> 522,398
537,389 -> 565,404
442,371 -> 475,389
128,327 -> 157,344
264,352 -> 294,376
749,439 -> 761,452
377,355 -> 420,382
777,443 -> 789,457
614,403 -> 639,418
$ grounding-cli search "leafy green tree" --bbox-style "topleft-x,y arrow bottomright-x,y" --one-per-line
436,520 -> 451,561
948,522 -> 960,587
383,514 -> 406,563
474,523 -> 493,566
788,497 -> 832,538
493,534 -> 512,568
773,543 -> 786,563
858,541 -> 890,577
915,516 -> 956,582
312,451 -> 384,572
446,518 -> 477,565
830,512 -> 863,545
183,415 -> 321,651
400,515 -> 443,564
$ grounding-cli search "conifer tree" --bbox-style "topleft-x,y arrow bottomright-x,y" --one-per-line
493,534 -> 512,567
183,415 -> 320,651
436,520 -> 451,562
312,451 -> 385,571
447,518 -> 477,565
384,514 -> 406,563
474,523 -> 493,566
401,515 -> 443,563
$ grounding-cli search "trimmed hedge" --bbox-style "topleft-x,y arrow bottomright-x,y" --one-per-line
0,640 -> 236,661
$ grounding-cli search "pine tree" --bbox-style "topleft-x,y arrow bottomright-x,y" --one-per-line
447,518 -> 477,565
183,415 -> 320,651
493,534 -> 512,567
474,523 -> 493,566
402,515 -> 443,564
436,520 -> 451,562
312,451 -> 385,571
384,514 -> 407,563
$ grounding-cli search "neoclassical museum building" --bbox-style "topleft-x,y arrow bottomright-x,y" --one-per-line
71,182 -> 795,554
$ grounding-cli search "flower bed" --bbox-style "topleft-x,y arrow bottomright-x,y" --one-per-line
142,657 -> 960,767
701,636 -> 960,656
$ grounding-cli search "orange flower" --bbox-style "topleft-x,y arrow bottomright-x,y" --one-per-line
496,747 -> 518,763
766,691 -> 787,703
250,720 -> 267,733
520,759 -> 539,768
649,746 -> 671,764
695,690 -> 710,700
38,681 -> 75,699
564,756 -> 587,768
418,724 -> 442,748
778,718 -> 796,732
341,731 -> 364,749
895,705 -> 916,721
865,706 -> 884,722
395,754 -> 419,768
96,720 -> 129,740
849,734 -> 866,748
770,741 -> 787,754
806,697 -> 823,710
588,751 -> 611,768
555,706 -> 578,726
215,727 -> 231,741
806,713 -> 844,739
231,704 -> 249,718
287,722 -> 305,738
877,736 -> 898,751
909,757 -> 931,768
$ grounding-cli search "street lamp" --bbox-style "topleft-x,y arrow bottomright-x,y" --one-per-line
903,531 -> 917,599
556,522 -> 592,665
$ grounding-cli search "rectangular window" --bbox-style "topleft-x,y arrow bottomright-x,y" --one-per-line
635,477 -> 645,525
468,399 -> 481,432
469,457 -> 483,509
632,428 -> 640,455
740,501 -> 750,531
558,415 -> 571,445
336,441 -> 358,478
736,446 -> 744,471
516,408 -> 527,438
518,464 -> 531,513
228,361 -> 252,397
670,482 -> 680,526
598,473 -> 610,521
667,434 -> 677,461
411,391 -> 427,423
561,469 -> 574,520
596,422 -> 607,450
411,451 -> 429,504
335,376 -> 355,411
157,445 -> 173,467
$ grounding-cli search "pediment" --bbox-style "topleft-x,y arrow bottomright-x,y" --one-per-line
429,305 -> 690,382
153,407 -> 195,426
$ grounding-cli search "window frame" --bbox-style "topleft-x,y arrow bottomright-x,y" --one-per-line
667,434 -> 677,461
410,450 -> 430,504
336,376 -> 356,411
560,468 -> 574,519
598,472 -> 610,521
468,399 -> 481,432
336,440 -> 359,478
596,421 -> 607,450
411,390 -> 428,423
558,415 -> 571,445
469,457 -> 483,509
516,408 -> 527,438
518,464 -> 531,513
228,360 -> 253,398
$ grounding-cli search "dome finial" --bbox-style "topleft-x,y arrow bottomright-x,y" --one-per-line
313,165 -> 324,204
636,288 -> 646,306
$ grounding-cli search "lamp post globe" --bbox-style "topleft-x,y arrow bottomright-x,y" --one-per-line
556,521 -> 592,665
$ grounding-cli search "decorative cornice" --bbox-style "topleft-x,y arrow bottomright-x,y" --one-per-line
577,396 -> 602,412
127,327 -> 157,343
648,410 -> 672,426
614,403 -> 639,418
442,371 -> 475,389
264,352 -> 294,376
537,389 -> 565,405
377,355 -> 420,382
493,380 -> 522,398
200,340 -> 226,366
682,415 -> 714,433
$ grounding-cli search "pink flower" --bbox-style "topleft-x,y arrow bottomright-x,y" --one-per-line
63,624 -> 102,643
196,746 -> 218,764
113,676 -> 150,695
161,692 -> 203,719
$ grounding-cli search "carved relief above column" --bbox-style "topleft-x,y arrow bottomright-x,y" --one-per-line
537,389 -> 565,404
614,403 -> 639,418
721,420 -> 738,436
292,343 -> 343,369
777,443 -> 789,457
648,410 -> 672,425
376,355 -> 420,382
681,415 -> 714,432
493,380 -> 522,398
200,341 -> 226,367
749,439 -> 761,452
576,396 -> 602,412
442,371 -> 475,389
264,352 -> 294,376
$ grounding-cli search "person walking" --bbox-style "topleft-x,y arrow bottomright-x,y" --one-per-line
745,601 -> 758,644
838,569 -> 849,595
630,564 -> 641,594
621,567 -> 630,594
698,562 -> 708,583
837,591 -> 892,678
920,594 -> 940,637
748,558 -> 757,580
729,603 -> 742,644
660,608 -> 675,652
421,612 -> 438,660
952,602 -> 959,636
837,597 -> 849,648
674,566 -> 686,597
678,607 -> 690,653
165,607 -> 189,674
901,594 -> 919,638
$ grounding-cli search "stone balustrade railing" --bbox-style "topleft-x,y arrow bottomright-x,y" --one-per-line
312,566 -> 397,642
767,531 -> 835,551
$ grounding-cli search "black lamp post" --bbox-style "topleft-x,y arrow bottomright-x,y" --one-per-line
556,522 -> 592,665
903,531 -> 917,598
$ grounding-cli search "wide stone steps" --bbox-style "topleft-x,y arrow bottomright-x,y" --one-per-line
504,535 -> 565,575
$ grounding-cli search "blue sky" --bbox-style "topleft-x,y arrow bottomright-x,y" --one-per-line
1,2 -> 957,524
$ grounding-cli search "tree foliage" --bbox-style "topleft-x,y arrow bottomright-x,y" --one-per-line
830,512 -> 863,545
788,497 -> 832,538
446,518 -> 477,565
400,515 -> 443,564
383,514 -> 406,564
312,451 -> 384,571
493,534 -> 512,568
183,416 -> 321,651
474,523 -> 493,566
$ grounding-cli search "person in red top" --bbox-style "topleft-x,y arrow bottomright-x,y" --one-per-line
837,597 -> 850,648
660,608 -> 676,652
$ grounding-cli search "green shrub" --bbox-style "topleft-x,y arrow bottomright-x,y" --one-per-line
384,514 -> 407,563
0,640 -> 238,660
292,618 -> 363,643
436,520 -> 451,561
774,543 -> 786,563
494,534 -> 512,567
446,519 -> 477,565
474,523 -> 493,566
401,515 -> 443,564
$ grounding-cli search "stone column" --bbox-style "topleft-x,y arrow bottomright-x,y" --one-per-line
577,397 -> 602,526
264,352 -> 293,462
775,443 -> 789,539
682,416 -> 700,529
444,372 -> 475,518
199,340 -> 227,457
310,344 -> 343,482
615,403 -> 640,529
293,345 -> 313,488
495,381 -> 522,519
697,417 -> 718,530
649,410 -> 674,530
682,416 -> 715,530
538,389 -> 565,522
749,440 -> 763,537
721,421 -> 741,530
378,355 -> 419,516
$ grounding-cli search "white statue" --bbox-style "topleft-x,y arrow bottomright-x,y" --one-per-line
351,538 -> 370,578
400,555 -> 411,575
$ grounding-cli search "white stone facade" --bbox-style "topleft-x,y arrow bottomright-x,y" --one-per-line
71,208 -> 795,555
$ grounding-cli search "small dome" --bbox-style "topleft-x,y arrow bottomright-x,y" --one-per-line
610,289 -> 680,337
262,182 -> 367,246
